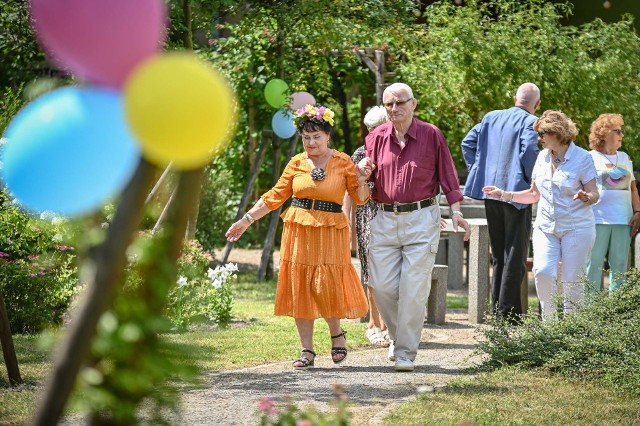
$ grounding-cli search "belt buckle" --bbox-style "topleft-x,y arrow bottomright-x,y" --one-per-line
393,201 -> 399,215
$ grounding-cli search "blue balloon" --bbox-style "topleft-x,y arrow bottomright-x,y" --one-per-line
271,110 -> 296,139
1,86 -> 140,217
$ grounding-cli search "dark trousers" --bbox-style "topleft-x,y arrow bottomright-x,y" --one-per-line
485,199 -> 532,320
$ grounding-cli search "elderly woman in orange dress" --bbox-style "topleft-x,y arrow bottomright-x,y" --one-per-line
226,104 -> 371,369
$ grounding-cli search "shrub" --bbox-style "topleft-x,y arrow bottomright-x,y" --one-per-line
166,261 -> 237,330
0,190 -> 80,333
0,249 -> 78,333
476,269 -> 640,395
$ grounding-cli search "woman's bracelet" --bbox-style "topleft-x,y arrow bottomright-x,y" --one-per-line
634,211 -> 640,215
243,212 -> 255,224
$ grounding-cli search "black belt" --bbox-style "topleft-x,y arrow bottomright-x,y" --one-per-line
378,197 -> 437,214
291,197 -> 343,213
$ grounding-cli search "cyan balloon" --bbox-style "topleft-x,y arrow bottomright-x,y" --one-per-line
1,86 -> 140,216
271,110 -> 296,139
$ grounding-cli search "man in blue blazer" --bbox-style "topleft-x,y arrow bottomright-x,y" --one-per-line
462,83 -> 541,323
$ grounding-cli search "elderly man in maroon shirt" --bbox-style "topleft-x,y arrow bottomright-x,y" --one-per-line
364,82 -> 470,371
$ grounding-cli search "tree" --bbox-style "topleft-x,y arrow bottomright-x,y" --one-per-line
397,0 -> 640,165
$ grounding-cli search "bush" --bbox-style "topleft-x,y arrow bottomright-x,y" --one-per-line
0,249 -> 78,333
167,260 -> 237,330
476,269 -> 640,395
0,189 -> 80,333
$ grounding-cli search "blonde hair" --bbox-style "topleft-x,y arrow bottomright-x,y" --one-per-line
533,110 -> 578,146
589,113 -> 624,151
363,106 -> 388,130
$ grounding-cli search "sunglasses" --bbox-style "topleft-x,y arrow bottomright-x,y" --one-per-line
383,98 -> 413,109
537,131 -> 546,138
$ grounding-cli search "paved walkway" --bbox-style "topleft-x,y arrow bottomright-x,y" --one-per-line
166,312 -> 481,425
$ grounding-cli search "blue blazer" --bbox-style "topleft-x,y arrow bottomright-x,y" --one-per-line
461,106 -> 539,210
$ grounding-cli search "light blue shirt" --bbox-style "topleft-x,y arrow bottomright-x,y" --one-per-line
461,106 -> 539,209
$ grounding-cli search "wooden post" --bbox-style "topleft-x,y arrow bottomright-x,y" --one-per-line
257,134 -> 299,281
31,159 -> 157,426
0,289 -> 21,385
219,131 -> 272,266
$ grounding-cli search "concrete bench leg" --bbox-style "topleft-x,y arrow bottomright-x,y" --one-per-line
426,264 -> 448,325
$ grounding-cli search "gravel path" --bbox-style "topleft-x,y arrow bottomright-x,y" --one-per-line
62,250 -> 484,425
168,312 -> 481,425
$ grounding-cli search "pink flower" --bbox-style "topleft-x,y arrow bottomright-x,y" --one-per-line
258,396 -> 277,415
0,252 -> 9,258
296,421 -> 313,426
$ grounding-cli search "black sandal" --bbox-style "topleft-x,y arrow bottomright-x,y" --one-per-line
293,349 -> 316,369
330,329 -> 348,364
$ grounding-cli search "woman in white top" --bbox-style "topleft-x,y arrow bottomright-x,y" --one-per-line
585,114 -> 640,293
483,110 -> 599,319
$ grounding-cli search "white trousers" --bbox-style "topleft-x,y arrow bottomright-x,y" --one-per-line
532,225 -> 595,319
368,205 -> 440,361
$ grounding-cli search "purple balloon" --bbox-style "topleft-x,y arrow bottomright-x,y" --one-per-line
30,0 -> 166,88
290,91 -> 316,110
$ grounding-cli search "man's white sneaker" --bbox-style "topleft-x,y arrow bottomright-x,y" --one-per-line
388,342 -> 395,362
394,357 -> 414,372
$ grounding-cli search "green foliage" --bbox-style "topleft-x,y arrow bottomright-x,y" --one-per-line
0,250 -> 78,333
167,240 -> 237,329
400,0 -> 640,165
0,84 -> 26,135
195,167 -> 241,251
0,1 -> 46,89
77,231 -> 197,424
0,190 -> 79,333
258,385 -> 351,426
476,268 -> 640,396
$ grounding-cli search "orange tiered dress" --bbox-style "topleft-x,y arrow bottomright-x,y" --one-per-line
261,151 -> 369,320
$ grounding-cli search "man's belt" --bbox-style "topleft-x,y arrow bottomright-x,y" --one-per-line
378,197 -> 437,214
291,197 -> 343,213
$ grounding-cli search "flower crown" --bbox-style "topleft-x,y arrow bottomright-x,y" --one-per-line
293,104 -> 335,127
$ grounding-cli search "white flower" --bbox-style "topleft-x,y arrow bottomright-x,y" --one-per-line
225,263 -> 239,272
51,216 -> 65,226
177,276 -> 188,287
212,278 -> 223,289
52,233 -> 63,242
101,222 -> 109,229
207,267 -> 216,280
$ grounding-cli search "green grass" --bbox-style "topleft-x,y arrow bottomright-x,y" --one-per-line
4,274 -> 632,425
384,367 -> 640,425
0,334 -> 51,424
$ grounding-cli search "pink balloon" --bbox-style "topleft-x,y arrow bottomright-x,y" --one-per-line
30,0 -> 166,88
290,91 -> 316,110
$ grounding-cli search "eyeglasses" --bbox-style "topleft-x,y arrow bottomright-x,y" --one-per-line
611,129 -> 624,135
537,131 -> 546,138
383,98 -> 413,109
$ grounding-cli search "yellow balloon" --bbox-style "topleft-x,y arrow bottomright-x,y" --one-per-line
124,52 -> 237,169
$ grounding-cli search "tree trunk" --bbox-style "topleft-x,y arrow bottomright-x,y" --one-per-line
0,289 -> 21,386
181,0 -> 192,49
332,71 -> 352,154
219,131 -> 272,265
257,134 -> 299,281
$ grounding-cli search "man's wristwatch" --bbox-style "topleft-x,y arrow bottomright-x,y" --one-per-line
451,210 -> 464,218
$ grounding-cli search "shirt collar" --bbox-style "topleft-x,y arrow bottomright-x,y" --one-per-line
544,142 -> 576,161
383,118 -> 418,141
